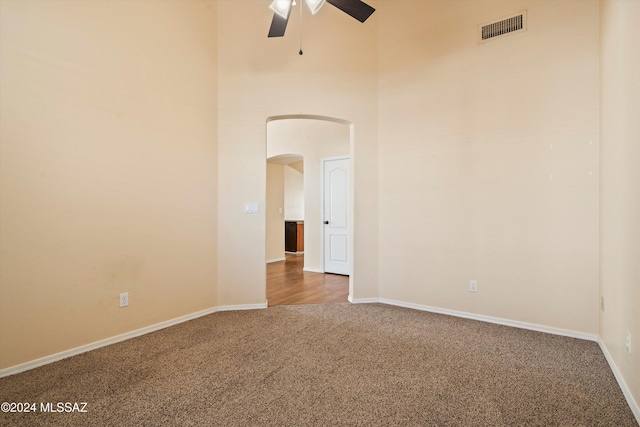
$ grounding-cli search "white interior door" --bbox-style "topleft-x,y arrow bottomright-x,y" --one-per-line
323,157 -> 350,275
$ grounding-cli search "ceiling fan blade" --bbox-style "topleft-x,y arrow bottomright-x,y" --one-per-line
326,0 -> 375,23
268,5 -> 292,37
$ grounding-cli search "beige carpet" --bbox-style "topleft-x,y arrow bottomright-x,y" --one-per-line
0,303 -> 637,426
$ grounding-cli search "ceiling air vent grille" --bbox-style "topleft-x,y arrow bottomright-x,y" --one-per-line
479,11 -> 527,44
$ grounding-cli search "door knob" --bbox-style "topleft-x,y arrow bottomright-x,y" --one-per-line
324,221 -> 329,224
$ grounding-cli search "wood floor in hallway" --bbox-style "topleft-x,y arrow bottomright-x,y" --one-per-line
266,254 -> 349,306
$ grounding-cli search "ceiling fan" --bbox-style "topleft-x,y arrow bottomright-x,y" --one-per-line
268,0 -> 375,38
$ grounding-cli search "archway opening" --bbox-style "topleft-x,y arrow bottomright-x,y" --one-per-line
265,115 -> 353,306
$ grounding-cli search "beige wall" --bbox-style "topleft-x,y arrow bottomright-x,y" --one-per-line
0,0 -> 219,369
600,0 -> 640,411
217,0 -> 379,305
267,119 -> 350,272
284,165 -> 304,221
266,163 -> 285,262
378,1 -> 600,333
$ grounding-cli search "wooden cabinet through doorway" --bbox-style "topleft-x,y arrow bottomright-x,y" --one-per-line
285,221 -> 304,253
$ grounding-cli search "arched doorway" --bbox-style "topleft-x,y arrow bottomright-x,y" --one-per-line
265,115 -> 353,306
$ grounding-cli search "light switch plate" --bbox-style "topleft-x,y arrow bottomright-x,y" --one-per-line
244,202 -> 259,214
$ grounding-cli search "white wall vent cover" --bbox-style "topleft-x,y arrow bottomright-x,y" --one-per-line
479,11 -> 527,44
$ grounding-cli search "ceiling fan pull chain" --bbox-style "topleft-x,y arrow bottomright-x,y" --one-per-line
299,1 -> 303,55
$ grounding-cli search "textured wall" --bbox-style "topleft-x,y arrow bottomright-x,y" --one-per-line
600,0 -> 640,414
0,0 -> 219,369
266,163 -> 285,262
378,0 -> 600,334
284,166 -> 304,222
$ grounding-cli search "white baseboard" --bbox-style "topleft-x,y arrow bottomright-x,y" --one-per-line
350,297 -> 597,341
0,302 -> 267,379
216,302 -> 268,311
598,338 -> 640,424
376,298 -> 598,342
266,258 -> 285,264
349,296 -> 381,304
303,268 -> 323,273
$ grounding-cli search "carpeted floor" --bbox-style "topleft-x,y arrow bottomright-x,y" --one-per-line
0,303 -> 637,426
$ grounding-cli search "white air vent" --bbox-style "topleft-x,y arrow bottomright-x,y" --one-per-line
479,11 -> 527,44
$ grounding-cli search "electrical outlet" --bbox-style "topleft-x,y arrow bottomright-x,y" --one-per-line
119,292 -> 129,308
469,280 -> 478,292
626,331 -> 632,353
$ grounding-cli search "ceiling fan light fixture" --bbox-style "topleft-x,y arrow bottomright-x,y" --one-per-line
305,0 -> 326,15
269,0 -> 292,19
